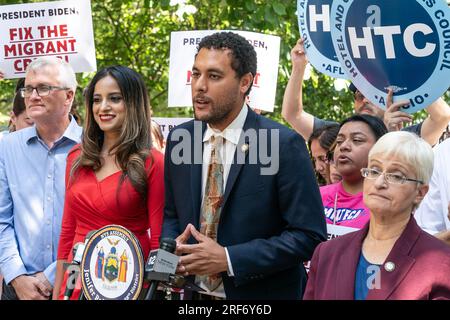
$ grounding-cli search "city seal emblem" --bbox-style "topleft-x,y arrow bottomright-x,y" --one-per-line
80,225 -> 145,300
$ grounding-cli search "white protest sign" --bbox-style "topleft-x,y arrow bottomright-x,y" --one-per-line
326,224 -> 359,241
168,30 -> 280,112
305,223 -> 359,273
0,0 -> 96,78
152,117 -> 192,139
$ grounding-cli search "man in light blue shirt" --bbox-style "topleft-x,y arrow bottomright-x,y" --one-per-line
0,57 -> 82,300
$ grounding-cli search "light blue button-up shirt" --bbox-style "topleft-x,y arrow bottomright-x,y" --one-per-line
0,117 -> 82,285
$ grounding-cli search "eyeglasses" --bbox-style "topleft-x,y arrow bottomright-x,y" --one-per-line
361,168 -> 423,185
19,85 -> 70,98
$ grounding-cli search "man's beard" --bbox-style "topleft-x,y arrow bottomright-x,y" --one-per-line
193,98 -> 236,125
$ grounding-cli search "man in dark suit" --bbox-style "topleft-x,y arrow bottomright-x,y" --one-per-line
162,32 -> 326,300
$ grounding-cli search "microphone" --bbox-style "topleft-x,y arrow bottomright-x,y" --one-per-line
144,238 -> 179,300
63,230 -> 96,300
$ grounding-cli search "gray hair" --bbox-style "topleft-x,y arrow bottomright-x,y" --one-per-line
25,57 -> 77,91
368,131 -> 434,184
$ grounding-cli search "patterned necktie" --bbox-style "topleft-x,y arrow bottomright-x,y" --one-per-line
199,135 -> 224,291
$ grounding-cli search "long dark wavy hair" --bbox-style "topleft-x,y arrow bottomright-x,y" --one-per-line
70,65 -> 152,201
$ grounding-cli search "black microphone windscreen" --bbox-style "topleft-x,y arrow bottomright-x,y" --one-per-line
159,238 -> 176,253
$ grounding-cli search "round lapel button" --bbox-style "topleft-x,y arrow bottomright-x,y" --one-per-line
241,143 -> 249,153
384,261 -> 396,272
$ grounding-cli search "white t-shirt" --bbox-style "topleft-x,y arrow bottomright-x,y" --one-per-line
414,139 -> 450,234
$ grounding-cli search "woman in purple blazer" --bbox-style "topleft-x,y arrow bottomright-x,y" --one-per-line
304,131 -> 450,300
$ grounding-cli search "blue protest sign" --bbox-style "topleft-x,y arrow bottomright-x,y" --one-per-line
330,0 -> 450,113
297,0 -> 348,79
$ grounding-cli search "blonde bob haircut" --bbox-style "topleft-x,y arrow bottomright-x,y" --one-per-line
368,131 -> 434,185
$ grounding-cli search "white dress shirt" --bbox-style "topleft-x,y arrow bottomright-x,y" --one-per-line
414,138 -> 450,234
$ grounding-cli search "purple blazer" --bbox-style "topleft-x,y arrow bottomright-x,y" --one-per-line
304,217 -> 450,300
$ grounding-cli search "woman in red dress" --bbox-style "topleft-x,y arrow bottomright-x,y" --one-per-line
52,66 -> 164,299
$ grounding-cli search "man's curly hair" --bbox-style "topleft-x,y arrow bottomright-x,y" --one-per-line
197,32 -> 257,96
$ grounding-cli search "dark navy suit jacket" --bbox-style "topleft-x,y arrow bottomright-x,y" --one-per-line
162,108 -> 327,300
304,217 -> 450,300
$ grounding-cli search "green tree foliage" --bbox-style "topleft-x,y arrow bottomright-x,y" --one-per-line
0,0 -> 448,129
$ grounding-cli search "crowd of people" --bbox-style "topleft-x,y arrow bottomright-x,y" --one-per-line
0,31 -> 449,300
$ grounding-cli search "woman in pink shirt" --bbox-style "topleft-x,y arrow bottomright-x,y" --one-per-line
320,115 -> 387,229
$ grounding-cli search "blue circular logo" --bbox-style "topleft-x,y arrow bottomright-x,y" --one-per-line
331,0 -> 450,113
81,225 -> 145,300
297,0 -> 348,78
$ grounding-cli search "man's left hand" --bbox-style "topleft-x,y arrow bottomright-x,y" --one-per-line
176,224 -> 228,277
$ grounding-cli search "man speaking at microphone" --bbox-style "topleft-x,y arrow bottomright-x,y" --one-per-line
162,32 -> 327,300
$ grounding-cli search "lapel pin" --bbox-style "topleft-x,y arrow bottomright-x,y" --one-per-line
241,143 -> 249,153
384,261 -> 395,272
